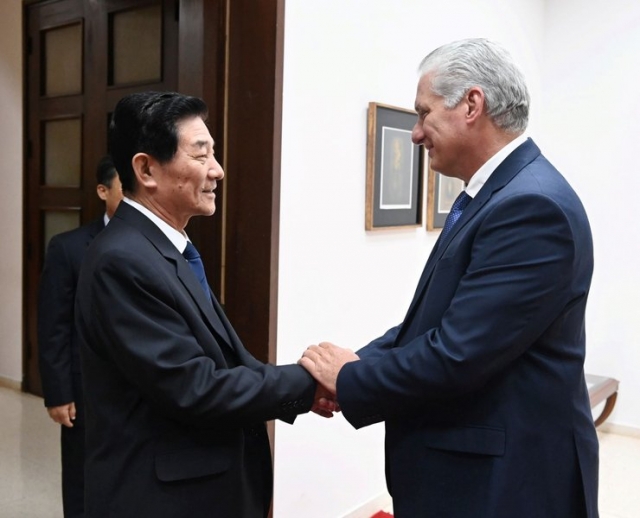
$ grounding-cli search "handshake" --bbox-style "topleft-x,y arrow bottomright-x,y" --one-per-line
297,342 -> 360,418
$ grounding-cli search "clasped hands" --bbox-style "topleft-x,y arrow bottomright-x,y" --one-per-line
298,342 -> 360,418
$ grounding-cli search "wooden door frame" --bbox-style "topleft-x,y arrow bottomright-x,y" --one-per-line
223,0 -> 285,367
225,4 -> 285,501
175,0 -> 285,366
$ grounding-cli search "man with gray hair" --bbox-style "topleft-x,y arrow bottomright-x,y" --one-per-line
301,38 -> 598,517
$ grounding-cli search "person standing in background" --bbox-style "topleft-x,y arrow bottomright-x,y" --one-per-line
38,156 -> 122,517
301,38 -> 598,518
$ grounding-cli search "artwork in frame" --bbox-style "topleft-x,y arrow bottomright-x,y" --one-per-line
426,163 -> 465,230
365,102 -> 424,230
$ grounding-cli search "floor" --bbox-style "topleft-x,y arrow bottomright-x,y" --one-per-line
0,386 -> 638,518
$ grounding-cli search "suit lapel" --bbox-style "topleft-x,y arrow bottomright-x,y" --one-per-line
114,203 -> 236,353
402,139 -> 542,326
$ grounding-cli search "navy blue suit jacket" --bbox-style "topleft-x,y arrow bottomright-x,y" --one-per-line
337,139 -> 598,518
76,202 -> 316,518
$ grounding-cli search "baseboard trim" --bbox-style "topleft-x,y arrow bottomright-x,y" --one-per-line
0,375 -> 22,392
598,422 -> 640,439
341,492 -> 392,518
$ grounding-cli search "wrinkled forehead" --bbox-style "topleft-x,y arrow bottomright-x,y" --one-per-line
176,116 -> 215,148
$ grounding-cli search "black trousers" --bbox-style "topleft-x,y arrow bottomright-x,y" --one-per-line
60,373 -> 85,517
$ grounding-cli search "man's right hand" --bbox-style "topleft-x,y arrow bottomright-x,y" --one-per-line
47,402 -> 76,428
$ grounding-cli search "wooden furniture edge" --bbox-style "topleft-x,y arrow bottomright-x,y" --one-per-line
586,374 -> 619,427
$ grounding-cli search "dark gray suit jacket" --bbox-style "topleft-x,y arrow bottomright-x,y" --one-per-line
76,202 -> 316,518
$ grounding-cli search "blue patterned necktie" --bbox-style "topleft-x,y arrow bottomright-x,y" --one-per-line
440,191 -> 472,241
183,241 -> 211,299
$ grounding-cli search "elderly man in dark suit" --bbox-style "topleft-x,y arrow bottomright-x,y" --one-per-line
38,156 -> 122,517
75,92 -> 332,518
301,38 -> 599,518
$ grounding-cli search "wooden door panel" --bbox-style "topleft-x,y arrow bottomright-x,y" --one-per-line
25,0 -> 86,396
23,0 -> 180,396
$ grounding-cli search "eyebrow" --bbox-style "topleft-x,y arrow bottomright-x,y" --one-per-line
190,139 -> 214,150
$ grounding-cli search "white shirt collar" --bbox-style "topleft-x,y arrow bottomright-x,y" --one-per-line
465,134 -> 528,198
122,197 -> 189,253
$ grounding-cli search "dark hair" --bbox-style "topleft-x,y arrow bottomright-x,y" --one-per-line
108,91 -> 209,194
96,155 -> 117,187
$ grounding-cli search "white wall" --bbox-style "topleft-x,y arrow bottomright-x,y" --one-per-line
539,0 -> 640,429
0,0 -> 23,385
276,1 -> 545,516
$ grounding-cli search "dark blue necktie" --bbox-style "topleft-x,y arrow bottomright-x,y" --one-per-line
440,191 -> 472,241
183,241 -> 211,299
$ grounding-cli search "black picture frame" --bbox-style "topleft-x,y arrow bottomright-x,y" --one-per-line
365,102 -> 424,230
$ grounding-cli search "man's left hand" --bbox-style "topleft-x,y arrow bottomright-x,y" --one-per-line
299,342 -> 360,395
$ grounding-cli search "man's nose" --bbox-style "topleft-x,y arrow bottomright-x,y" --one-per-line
210,158 -> 224,179
411,123 -> 423,145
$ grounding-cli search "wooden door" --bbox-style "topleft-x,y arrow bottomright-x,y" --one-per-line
23,0 -> 181,395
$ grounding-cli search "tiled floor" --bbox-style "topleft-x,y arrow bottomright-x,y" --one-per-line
0,386 -> 638,518
0,386 -> 62,517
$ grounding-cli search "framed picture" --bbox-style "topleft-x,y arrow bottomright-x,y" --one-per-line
426,164 -> 465,230
365,102 -> 424,230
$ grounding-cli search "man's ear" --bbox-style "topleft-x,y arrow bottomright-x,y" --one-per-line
465,86 -> 485,123
96,184 -> 108,201
131,153 -> 158,189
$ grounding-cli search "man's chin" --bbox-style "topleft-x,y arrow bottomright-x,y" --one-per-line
191,205 -> 216,218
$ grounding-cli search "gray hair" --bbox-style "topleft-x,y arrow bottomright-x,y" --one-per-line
418,38 -> 530,133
